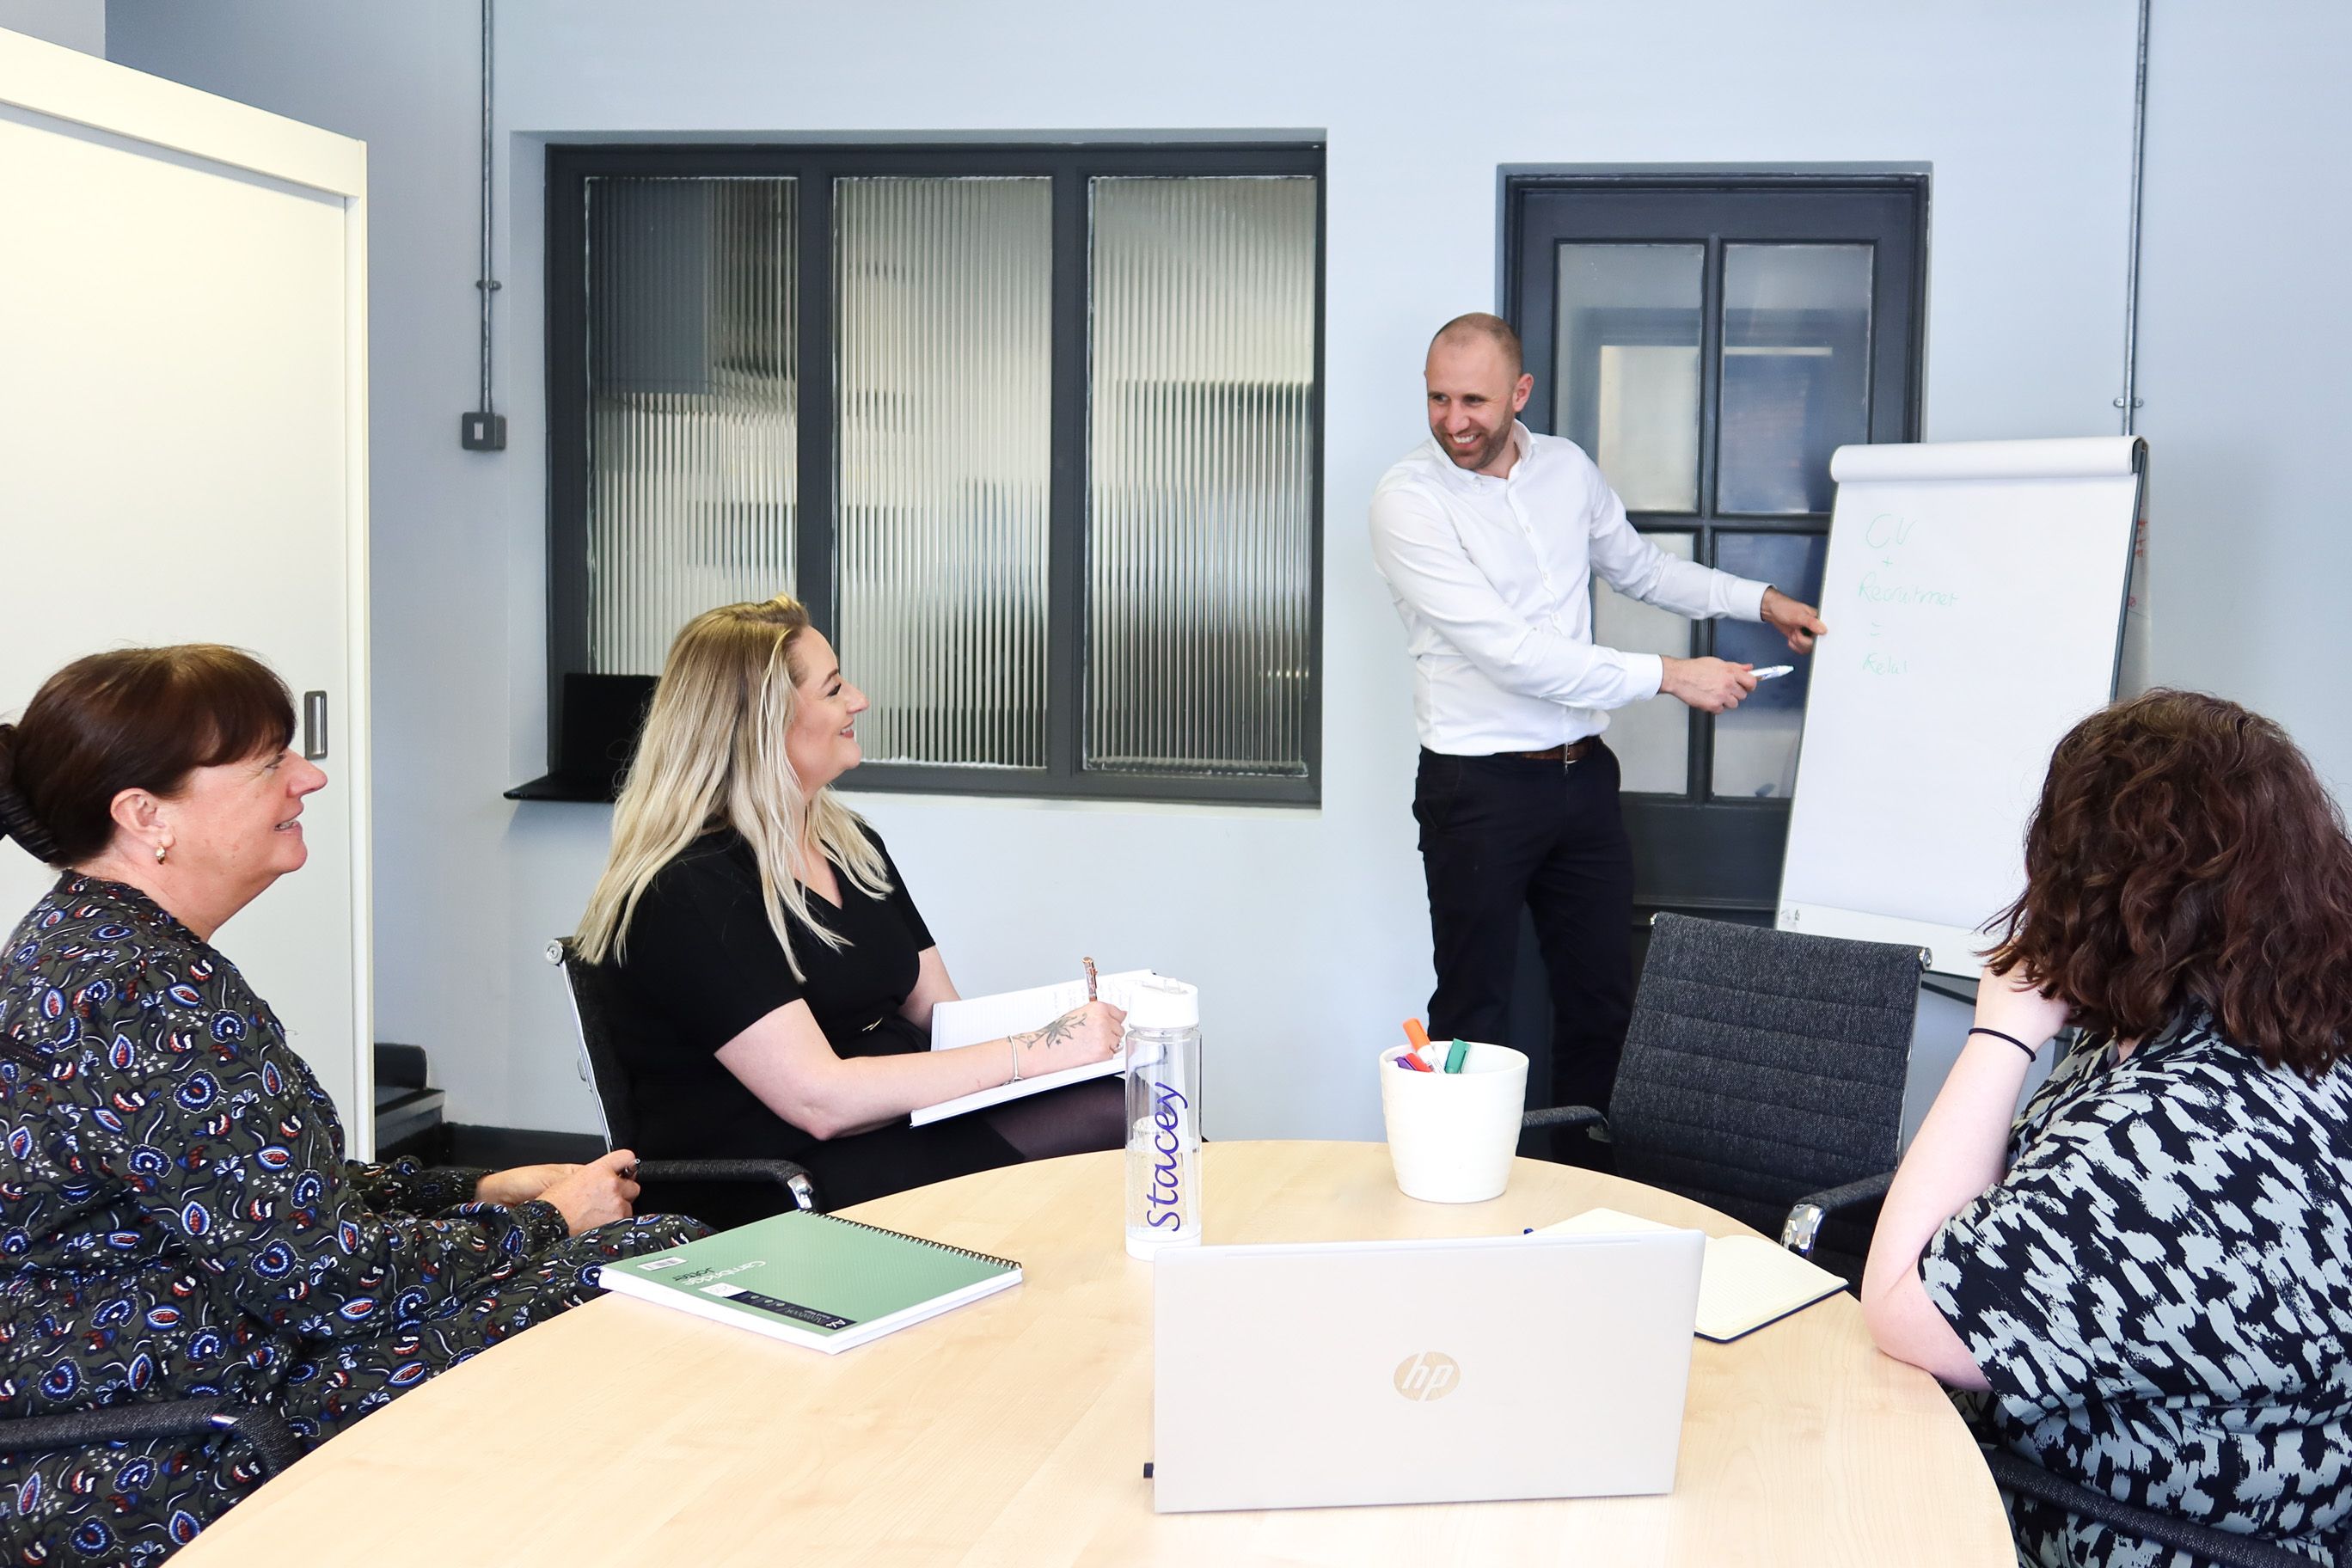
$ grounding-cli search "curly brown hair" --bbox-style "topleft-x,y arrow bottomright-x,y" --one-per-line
1987,689 -> 2352,1076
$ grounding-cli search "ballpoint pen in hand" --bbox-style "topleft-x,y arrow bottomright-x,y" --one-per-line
1083,955 -> 1099,1002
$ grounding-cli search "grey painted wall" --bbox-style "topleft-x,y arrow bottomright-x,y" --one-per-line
98,0 -> 2319,1146
0,0 -> 99,53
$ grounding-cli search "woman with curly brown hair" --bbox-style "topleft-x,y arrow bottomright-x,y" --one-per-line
1863,690 -> 2352,1567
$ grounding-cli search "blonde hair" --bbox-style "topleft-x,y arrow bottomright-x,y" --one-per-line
575,594 -> 891,978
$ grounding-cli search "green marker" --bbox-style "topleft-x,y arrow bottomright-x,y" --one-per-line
1442,1038 -> 1467,1073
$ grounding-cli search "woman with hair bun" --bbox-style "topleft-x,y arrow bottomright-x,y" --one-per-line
577,594 -> 1127,1216
0,646 -> 702,1564
1864,690 -> 2352,1566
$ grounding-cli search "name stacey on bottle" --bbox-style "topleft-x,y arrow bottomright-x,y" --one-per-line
1143,1082 -> 1191,1231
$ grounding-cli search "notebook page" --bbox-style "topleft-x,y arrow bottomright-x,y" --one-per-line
1531,1210 -> 1843,1341
1691,1234 -> 1844,1343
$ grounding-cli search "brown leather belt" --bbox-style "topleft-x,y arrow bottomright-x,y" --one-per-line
1494,738 -> 1597,764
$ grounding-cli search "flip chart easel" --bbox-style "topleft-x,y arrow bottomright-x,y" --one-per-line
1776,437 -> 2147,978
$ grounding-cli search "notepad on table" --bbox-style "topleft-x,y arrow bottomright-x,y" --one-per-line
596,1210 -> 1021,1355
909,969 -> 1159,1126
1534,1208 -> 1845,1343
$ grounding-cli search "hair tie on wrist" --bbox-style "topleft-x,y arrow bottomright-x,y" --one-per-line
1968,1026 -> 2039,1060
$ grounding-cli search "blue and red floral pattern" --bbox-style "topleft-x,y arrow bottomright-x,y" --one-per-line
1,876 -> 703,1563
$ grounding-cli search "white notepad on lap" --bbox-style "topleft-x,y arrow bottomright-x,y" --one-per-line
907,970 -> 1158,1126
1534,1209 -> 1846,1343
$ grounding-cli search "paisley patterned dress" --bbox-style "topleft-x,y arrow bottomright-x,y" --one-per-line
1923,1009 -> 2352,1566
0,875 -> 705,1563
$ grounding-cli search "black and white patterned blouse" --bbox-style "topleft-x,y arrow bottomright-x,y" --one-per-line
1923,1008 -> 2352,1567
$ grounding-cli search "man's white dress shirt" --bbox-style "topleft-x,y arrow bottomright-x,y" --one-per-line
1369,423 -> 1770,756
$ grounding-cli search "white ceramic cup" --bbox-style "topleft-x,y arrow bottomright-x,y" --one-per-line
1376,1041 -> 1530,1204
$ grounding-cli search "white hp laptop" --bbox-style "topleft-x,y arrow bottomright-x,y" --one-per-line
1151,1231 -> 1705,1513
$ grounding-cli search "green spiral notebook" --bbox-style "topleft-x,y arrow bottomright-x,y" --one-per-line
596,1210 -> 1022,1355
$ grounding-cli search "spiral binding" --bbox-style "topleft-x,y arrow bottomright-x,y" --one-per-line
818,1212 -> 1020,1272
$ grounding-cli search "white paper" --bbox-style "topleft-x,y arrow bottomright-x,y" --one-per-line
1779,437 -> 2143,977
1532,1210 -> 1844,1342
907,970 -> 1158,1127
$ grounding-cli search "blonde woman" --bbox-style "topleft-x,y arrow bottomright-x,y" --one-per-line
577,596 -> 1127,1212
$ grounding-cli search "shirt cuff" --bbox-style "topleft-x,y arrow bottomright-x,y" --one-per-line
1626,652 -> 1666,701
515,1197 -> 573,1253
1730,576 -> 1771,622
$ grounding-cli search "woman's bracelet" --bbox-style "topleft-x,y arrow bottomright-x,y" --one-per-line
1967,1026 -> 2039,1061
1007,1034 -> 1023,1085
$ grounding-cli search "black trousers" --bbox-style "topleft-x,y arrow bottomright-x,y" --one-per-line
1412,743 -> 1637,1127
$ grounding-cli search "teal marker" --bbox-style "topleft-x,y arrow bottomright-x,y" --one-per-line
1442,1038 -> 1467,1073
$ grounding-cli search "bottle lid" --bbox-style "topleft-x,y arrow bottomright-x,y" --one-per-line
1121,976 -> 1198,1029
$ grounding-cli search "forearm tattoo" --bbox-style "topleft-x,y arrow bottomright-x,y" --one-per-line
1010,1008 -> 1086,1066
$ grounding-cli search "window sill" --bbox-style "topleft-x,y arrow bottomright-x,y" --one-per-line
504,775 -> 622,804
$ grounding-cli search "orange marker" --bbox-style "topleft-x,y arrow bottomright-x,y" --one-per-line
1403,1019 -> 1433,1054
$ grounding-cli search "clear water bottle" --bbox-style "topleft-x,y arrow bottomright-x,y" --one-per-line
1123,977 -> 1202,1259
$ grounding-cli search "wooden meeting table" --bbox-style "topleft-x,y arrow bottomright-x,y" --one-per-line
175,1140 -> 2013,1566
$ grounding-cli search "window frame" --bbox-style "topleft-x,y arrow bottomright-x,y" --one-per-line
543,141 -> 1326,807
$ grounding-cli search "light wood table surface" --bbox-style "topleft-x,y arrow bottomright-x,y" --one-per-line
177,1140 -> 2012,1566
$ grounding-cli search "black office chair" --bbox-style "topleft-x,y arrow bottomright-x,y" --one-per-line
546,939 -> 818,1222
1980,1443 -> 2337,1568
1522,912 -> 1923,1287
1,1396 -> 301,1491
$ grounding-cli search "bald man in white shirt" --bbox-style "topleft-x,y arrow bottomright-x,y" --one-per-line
1370,314 -> 1826,1155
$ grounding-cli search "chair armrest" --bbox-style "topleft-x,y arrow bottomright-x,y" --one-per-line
1779,1170 -> 1894,1256
1521,1105 -> 1608,1136
636,1158 -> 817,1212
1979,1445 -> 2324,1568
0,1398 -> 302,1479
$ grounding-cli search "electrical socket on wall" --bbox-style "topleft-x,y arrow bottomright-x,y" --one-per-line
461,411 -> 506,451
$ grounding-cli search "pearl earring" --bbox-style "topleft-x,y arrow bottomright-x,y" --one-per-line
155,844 -> 168,864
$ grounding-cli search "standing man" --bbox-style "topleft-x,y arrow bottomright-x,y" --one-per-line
1369,314 -> 1826,1149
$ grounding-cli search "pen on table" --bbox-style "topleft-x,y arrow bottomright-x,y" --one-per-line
1083,955 -> 1099,1002
1752,665 -> 1795,681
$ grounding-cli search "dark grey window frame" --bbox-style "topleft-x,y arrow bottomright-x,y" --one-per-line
542,141 -> 1327,807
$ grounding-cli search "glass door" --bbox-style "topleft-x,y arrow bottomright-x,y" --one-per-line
1506,176 -> 1926,919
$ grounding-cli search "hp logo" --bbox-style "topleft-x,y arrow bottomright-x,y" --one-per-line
1393,1351 -> 1461,1402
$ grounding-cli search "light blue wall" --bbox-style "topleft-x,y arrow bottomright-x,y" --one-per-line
0,0 -> 100,53
2135,5 -> 2352,784
105,0 -> 2275,1143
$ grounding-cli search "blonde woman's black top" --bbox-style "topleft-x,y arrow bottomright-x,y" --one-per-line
607,825 -> 1019,1208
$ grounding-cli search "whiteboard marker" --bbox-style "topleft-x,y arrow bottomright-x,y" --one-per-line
1752,665 -> 1795,680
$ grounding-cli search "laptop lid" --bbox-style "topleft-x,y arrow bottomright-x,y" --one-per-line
1151,1230 -> 1705,1514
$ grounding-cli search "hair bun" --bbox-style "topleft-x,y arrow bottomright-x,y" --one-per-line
0,723 -> 64,864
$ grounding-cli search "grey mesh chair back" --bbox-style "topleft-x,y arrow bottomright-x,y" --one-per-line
1606,914 -> 1920,1244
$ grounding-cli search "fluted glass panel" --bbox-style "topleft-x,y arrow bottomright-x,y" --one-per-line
835,177 -> 1052,769
585,176 -> 797,674
1087,176 -> 1316,776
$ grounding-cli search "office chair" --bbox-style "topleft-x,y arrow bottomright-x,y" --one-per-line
1522,912 -> 1922,1287
1979,1443 -> 2337,1568
546,939 -> 818,1221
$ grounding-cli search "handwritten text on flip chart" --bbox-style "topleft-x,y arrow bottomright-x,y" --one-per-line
1853,513 -> 1956,678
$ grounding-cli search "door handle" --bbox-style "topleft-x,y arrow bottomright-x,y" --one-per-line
303,690 -> 329,761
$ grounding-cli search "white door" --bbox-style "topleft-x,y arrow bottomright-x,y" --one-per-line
0,34 -> 373,1148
